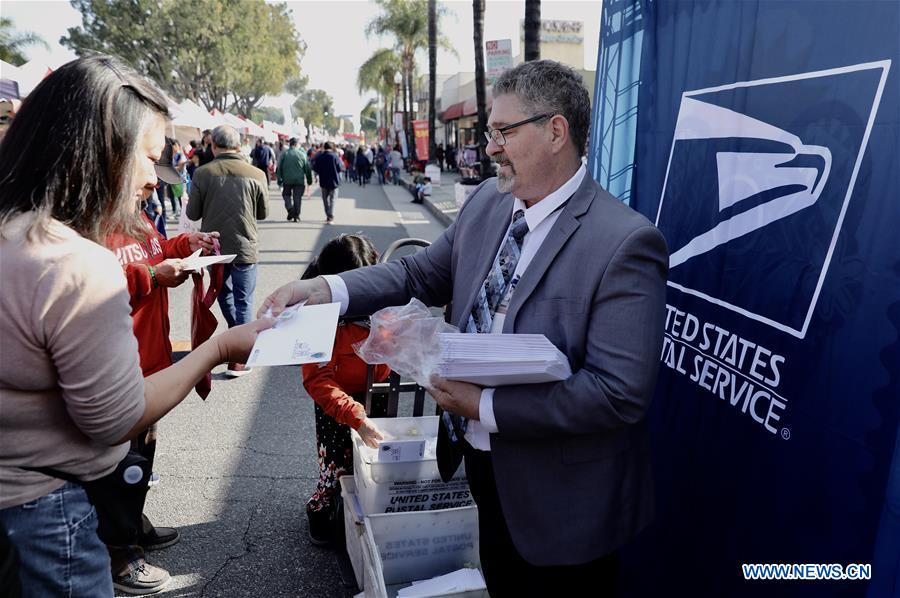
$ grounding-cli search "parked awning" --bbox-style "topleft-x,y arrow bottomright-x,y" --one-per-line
462,89 -> 493,117
440,100 -> 465,122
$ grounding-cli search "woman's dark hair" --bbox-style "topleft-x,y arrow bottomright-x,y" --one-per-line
0,55 -> 170,242
300,234 -> 378,280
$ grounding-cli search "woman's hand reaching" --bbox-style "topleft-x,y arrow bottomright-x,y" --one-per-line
357,417 -> 385,449
215,318 -> 276,364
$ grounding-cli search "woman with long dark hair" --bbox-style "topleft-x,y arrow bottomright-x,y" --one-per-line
0,55 -> 272,597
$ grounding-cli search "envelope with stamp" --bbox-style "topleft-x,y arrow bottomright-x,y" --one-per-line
245,302 -> 341,367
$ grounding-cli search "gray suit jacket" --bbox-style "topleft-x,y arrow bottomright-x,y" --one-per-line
340,173 -> 668,566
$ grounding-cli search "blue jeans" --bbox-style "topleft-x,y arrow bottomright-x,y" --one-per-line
218,263 -> 258,328
390,166 -> 401,184
0,483 -> 113,597
321,187 -> 337,221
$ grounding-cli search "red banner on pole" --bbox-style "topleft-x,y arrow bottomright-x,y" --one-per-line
412,119 -> 429,161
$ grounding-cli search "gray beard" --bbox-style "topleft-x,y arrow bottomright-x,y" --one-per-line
495,174 -> 515,194
495,163 -> 516,193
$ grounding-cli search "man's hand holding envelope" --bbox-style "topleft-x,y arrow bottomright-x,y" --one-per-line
257,276 -> 333,317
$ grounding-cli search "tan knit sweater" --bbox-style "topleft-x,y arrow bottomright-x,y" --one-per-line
0,213 -> 146,509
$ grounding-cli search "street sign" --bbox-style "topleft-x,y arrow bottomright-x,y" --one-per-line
486,39 -> 513,84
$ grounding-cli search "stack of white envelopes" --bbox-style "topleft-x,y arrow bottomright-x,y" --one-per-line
436,333 -> 572,386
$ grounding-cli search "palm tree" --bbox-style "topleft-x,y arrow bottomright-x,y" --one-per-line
428,0 -> 437,162
368,0 -> 426,159
0,17 -> 48,66
357,48 -> 403,144
473,0 -> 491,178
524,0 -> 541,61
360,98 -> 380,139
367,0 -> 453,161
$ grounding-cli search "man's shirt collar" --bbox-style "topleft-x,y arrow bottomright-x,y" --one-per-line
514,163 -> 587,230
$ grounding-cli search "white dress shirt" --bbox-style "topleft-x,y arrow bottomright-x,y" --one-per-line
325,164 -> 587,451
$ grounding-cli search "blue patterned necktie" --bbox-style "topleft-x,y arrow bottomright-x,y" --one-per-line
443,209 -> 529,444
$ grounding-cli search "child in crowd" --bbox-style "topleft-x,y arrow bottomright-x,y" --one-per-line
301,234 -> 390,545
413,176 -> 432,204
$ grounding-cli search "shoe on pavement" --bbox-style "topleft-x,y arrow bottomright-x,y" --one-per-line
225,362 -> 252,377
113,561 -> 170,595
306,508 -> 335,547
139,526 -> 180,552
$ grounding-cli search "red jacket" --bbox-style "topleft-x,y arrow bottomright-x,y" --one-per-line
107,215 -> 192,375
302,323 -> 391,430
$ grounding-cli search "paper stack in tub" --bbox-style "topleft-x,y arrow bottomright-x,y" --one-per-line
351,417 -> 472,515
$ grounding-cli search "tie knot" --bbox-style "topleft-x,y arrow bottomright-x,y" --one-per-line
510,210 -> 528,241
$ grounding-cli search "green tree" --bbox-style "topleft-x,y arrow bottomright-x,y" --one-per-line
366,0 -> 453,160
293,88 -> 338,132
62,0 -> 303,116
227,1 -> 302,117
284,75 -> 310,96
249,106 -> 285,125
360,98 -> 379,139
357,48 -> 402,141
0,17 -> 48,66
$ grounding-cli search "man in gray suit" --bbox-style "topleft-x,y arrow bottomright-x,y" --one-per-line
260,60 -> 668,595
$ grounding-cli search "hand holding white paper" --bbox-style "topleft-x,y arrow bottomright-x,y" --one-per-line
180,249 -> 236,272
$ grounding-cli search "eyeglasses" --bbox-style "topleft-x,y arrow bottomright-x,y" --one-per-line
484,113 -> 552,146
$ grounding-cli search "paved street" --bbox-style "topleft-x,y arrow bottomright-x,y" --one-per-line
136,179 -> 446,597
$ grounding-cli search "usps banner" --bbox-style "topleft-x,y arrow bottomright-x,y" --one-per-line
589,1 -> 900,596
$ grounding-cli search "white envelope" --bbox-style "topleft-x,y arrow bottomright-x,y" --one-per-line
435,333 -> 572,386
245,302 -> 341,367
181,249 -> 236,272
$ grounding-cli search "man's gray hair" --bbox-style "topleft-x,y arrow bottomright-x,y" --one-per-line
493,60 -> 591,156
211,125 -> 240,150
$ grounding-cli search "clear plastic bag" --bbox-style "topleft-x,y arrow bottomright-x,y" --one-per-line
353,298 -> 458,387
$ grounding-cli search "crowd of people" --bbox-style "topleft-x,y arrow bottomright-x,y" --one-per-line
1,55 -> 666,598
141,124 -> 437,236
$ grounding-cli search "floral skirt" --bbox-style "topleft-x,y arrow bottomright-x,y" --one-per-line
306,395 -> 387,514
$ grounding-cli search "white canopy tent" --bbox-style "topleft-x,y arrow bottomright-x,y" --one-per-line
261,120 -> 291,138
208,109 -> 234,129
0,59 -> 54,96
173,99 -> 219,131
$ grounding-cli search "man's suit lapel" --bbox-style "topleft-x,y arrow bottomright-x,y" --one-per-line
455,193 -> 515,330
503,177 -> 598,332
